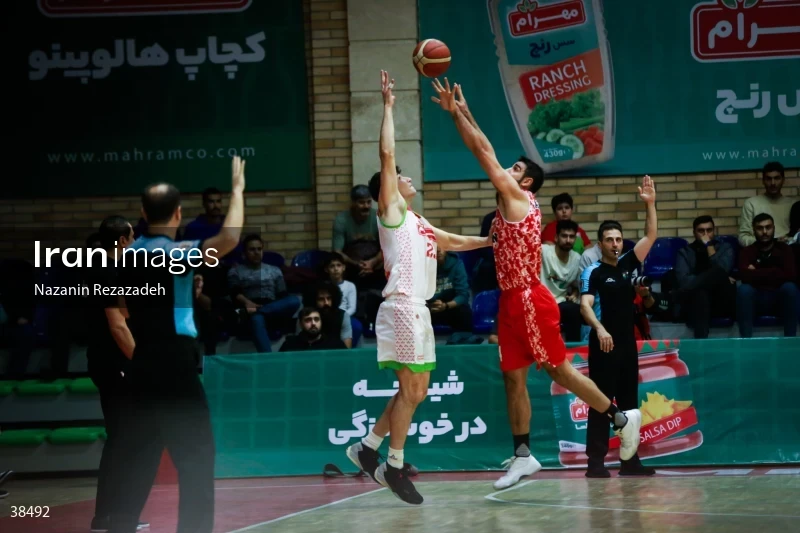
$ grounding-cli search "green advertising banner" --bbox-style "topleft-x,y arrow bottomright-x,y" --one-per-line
204,338 -> 800,478
7,1 -> 311,197
418,0 -> 799,180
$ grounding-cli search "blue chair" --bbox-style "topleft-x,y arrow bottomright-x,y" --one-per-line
716,235 -> 741,274
642,237 -> 688,279
433,324 -> 454,335
623,239 -> 636,252
710,317 -> 734,328
472,290 -> 500,334
754,315 -> 779,327
291,249 -> 331,270
262,251 -> 285,268
453,249 -> 482,282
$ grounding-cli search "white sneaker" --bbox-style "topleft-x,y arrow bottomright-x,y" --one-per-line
615,409 -> 642,461
492,455 -> 541,490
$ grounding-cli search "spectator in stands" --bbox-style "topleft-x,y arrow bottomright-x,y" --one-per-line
789,200 -> 800,244
674,216 -> 737,339
737,213 -> 799,338
229,234 -> 301,352
332,183 -> 384,288
324,253 -> 362,346
0,259 -> 35,379
739,162 -> 794,246
183,187 -> 224,242
303,280 -> 353,348
542,193 -> 591,253
428,247 -> 472,332
473,192 -> 499,293
280,307 -> 347,352
541,220 -> 583,341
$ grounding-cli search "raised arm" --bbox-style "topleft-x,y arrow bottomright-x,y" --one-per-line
432,80 -> 527,203
203,156 -> 246,259
431,226 -> 492,252
377,70 -> 405,227
633,175 -> 658,263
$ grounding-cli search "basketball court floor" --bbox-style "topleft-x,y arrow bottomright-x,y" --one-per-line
1,467 -> 798,533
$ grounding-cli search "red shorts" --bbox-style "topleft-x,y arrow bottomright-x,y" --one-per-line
497,284 -> 567,372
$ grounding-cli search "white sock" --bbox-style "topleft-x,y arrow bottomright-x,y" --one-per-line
387,447 -> 404,469
362,431 -> 384,451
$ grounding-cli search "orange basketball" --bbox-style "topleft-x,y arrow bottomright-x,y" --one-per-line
412,39 -> 451,78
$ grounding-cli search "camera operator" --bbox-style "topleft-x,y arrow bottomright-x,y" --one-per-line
579,176 -> 658,478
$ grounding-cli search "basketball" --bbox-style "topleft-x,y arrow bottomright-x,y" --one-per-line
412,39 -> 451,78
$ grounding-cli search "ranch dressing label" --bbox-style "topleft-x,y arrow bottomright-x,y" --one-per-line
488,0 -> 615,173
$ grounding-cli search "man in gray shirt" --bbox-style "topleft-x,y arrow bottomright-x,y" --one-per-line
228,234 -> 301,352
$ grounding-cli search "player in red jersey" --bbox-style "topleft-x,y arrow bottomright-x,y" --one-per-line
432,79 -> 651,489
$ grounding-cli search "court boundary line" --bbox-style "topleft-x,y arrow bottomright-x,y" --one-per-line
224,487 -> 387,533
484,481 -> 800,519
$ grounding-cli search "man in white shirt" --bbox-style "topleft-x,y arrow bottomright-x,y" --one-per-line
541,220 -> 583,341
739,162 -> 794,246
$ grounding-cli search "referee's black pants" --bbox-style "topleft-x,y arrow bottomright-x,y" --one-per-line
111,338 -> 215,533
585,334 -> 641,469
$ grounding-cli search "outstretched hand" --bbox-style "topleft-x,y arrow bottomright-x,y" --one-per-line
231,155 -> 246,193
638,174 -> 655,205
381,70 -> 395,107
431,77 -> 457,112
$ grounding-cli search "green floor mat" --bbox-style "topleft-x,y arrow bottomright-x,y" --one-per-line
47,426 -> 106,444
67,377 -> 99,394
0,428 -> 52,446
14,378 -> 72,396
0,380 -> 19,396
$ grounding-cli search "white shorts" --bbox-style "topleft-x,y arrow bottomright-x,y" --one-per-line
376,297 -> 435,371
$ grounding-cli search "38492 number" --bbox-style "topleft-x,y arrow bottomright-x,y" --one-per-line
10,506 -> 50,518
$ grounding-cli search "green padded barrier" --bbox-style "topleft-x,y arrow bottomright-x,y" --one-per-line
15,378 -> 72,396
47,426 -> 106,445
0,429 -> 52,446
68,377 -> 99,395
0,380 -> 19,396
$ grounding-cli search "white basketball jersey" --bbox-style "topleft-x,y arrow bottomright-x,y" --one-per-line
378,208 -> 438,301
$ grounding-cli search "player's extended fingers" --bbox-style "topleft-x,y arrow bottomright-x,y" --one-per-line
444,77 -> 451,92
432,78 -> 443,92
431,96 -> 441,104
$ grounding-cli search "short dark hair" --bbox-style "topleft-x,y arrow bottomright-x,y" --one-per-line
325,252 -> 345,269
201,187 -> 221,202
298,306 -> 320,321
762,161 -> 784,178
518,156 -> 544,194
752,212 -> 774,227
692,215 -> 715,231
597,220 -> 623,241
303,280 -> 343,309
243,234 -> 263,247
556,219 -> 579,236
351,184 -> 371,201
98,215 -> 131,249
85,232 -> 102,248
368,166 -> 401,202
142,183 -> 181,225
551,192 -> 574,212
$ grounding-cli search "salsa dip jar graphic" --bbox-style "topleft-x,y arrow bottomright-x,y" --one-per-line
487,0 -> 615,173
551,340 -> 703,467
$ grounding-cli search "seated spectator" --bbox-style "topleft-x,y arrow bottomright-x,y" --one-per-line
302,281 -> 353,348
541,220 -> 582,341
333,183 -> 384,290
674,216 -> 736,338
789,200 -> 800,244
280,307 -> 347,352
739,162 -> 794,246
183,187 -> 225,242
579,241 -> 602,273
324,253 -> 362,346
228,234 -> 301,353
736,213 -> 798,338
473,193 -> 499,293
428,248 -> 473,332
542,193 -> 591,254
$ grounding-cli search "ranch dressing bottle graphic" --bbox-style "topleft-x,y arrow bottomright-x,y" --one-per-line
488,0 -> 615,172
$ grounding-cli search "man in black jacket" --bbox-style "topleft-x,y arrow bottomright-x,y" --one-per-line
302,281 -> 353,348
674,216 -> 736,338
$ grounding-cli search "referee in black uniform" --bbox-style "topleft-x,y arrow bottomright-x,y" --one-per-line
113,157 -> 246,533
579,176 -> 658,478
84,217 -> 156,532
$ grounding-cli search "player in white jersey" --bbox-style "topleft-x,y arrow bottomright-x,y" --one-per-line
345,70 -> 492,504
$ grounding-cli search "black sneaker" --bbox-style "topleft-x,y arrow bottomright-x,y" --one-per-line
585,466 -> 611,478
619,460 -> 656,476
375,463 -> 423,505
91,516 -> 150,532
346,442 -> 381,483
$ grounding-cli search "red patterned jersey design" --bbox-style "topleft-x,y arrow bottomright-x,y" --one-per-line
491,191 -> 543,291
